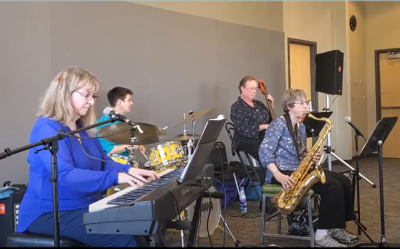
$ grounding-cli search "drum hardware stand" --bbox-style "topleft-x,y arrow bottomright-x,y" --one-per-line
183,113 -> 188,137
200,191 -> 240,247
217,214 -> 240,247
180,209 -> 189,247
126,146 -> 137,166
186,139 -> 193,160
180,112 -> 195,162
188,110 -> 197,146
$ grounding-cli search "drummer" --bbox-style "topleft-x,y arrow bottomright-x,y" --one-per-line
96,87 -> 146,157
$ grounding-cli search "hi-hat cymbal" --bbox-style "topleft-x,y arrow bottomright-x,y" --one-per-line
173,107 -> 213,128
98,122 -> 167,145
170,134 -> 201,141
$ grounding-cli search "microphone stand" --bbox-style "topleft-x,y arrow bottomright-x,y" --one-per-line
352,132 -> 370,238
0,117 -> 125,247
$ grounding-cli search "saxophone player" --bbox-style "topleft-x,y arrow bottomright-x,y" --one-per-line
259,88 -> 358,247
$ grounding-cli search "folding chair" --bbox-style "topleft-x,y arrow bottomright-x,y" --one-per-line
225,122 -> 262,203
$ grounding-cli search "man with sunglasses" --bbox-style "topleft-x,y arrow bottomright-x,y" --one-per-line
96,87 -> 146,159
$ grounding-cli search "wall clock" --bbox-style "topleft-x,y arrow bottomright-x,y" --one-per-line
350,15 -> 357,32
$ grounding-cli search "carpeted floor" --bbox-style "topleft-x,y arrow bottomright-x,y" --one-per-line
166,157 -> 400,247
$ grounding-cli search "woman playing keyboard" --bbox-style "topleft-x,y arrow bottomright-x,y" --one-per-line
16,66 -> 159,247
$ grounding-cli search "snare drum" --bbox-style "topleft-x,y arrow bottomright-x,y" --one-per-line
187,186 -> 221,238
110,155 -> 128,164
110,154 -> 139,168
149,141 -> 184,167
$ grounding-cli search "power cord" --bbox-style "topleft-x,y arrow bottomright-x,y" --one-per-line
53,130 -> 149,185
58,131 -> 216,247
215,145 -> 227,247
65,132 -> 255,247
197,184 -> 214,247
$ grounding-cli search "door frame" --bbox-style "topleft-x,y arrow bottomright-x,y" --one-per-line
287,38 -> 318,111
375,47 -> 400,121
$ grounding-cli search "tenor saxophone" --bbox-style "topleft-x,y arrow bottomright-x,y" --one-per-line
273,113 -> 332,214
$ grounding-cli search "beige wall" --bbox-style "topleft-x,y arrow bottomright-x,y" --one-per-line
365,2 -> 400,135
283,1 -> 352,160
135,1 -> 363,160
348,1 -> 367,155
134,1 -> 283,32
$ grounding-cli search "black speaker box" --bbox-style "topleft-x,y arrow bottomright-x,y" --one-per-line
315,50 -> 344,95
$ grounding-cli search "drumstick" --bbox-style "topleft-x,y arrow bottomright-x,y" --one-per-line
141,151 -> 150,161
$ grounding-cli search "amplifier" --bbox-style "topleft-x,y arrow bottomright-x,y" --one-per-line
206,141 -> 228,171
0,183 -> 26,247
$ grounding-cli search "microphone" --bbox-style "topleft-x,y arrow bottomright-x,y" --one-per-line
344,116 -> 365,139
103,107 -> 143,133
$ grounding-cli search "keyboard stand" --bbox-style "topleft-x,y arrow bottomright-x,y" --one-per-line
133,195 -> 203,247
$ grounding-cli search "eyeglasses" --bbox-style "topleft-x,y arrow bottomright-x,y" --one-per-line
294,100 -> 308,105
246,87 -> 258,92
75,91 -> 99,101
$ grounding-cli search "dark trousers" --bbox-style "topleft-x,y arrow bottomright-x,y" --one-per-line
271,170 -> 355,229
237,141 -> 266,185
27,208 -> 137,247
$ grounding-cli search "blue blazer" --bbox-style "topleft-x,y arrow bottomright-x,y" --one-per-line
16,117 -> 131,233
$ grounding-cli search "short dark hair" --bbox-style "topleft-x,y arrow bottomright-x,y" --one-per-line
239,75 -> 257,94
107,87 -> 133,107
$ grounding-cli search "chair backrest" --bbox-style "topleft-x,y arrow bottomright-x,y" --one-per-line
225,122 -> 238,156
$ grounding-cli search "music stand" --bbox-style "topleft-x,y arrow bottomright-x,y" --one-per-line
355,117 -> 398,248
303,111 -> 374,242
302,111 -> 333,138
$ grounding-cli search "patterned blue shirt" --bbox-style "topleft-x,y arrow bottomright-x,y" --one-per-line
259,116 -> 307,183
230,97 -> 271,146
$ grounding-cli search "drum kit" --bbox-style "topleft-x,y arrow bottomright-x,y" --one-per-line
97,108 -> 212,173
98,107 -> 239,246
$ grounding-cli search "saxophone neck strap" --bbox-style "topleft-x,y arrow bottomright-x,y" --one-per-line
283,112 -> 301,159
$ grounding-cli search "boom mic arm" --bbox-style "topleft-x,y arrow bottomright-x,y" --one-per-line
344,116 -> 365,139
103,107 -> 143,133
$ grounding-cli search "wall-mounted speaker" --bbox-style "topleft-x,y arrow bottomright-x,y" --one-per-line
315,50 -> 344,95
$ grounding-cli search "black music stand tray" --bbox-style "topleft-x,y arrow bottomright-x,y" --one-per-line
302,111 -> 333,138
355,117 -> 398,248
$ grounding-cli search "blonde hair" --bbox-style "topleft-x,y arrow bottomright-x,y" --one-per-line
37,67 -> 100,136
282,88 -> 307,113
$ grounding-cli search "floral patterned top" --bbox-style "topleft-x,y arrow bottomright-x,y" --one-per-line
259,116 -> 307,183
230,97 -> 271,147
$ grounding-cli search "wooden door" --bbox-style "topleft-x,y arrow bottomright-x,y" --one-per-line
379,52 -> 400,158
289,43 -> 312,151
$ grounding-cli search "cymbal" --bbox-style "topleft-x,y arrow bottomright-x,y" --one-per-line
170,134 -> 201,141
98,122 -> 167,145
173,107 -> 213,128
